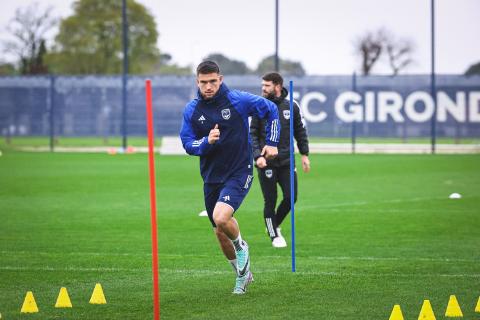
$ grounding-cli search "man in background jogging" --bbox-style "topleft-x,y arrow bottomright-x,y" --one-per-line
250,72 -> 310,248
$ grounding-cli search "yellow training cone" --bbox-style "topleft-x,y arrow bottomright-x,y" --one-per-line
445,295 -> 463,317
89,283 -> 107,304
55,287 -> 73,308
389,304 -> 405,320
475,296 -> 480,313
20,291 -> 39,313
418,300 -> 436,320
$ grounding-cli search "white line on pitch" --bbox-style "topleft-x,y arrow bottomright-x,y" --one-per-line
1,266 -> 479,279
1,250 -> 478,263
296,196 -> 466,210
0,266 -> 146,272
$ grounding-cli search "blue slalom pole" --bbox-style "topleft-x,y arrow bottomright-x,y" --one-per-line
289,80 -> 296,272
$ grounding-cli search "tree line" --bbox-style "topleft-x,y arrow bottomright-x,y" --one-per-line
1,1 -> 478,76
0,0 -> 306,76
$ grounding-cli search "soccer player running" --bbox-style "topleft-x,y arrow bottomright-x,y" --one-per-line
250,72 -> 310,248
180,61 -> 280,294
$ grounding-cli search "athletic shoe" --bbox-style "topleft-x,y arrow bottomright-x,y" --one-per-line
236,241 -> 250,277
272,236 -> 287,248
232,270 -> 254,294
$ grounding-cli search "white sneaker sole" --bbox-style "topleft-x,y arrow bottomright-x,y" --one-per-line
233,271 -> 254,294
272,236 -> 287,248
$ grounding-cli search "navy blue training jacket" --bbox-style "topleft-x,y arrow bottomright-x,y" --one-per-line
180,83 -> 280,184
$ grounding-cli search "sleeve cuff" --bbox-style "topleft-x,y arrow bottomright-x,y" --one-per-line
265,140 -> 278,147
199,137 -> 214,153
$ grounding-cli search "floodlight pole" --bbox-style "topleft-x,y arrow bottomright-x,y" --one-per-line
430,0 -> 437,154
351,72 -> 357,154
274,0 -> 279,71
49,75 -> 55,152
122,0 -> 129,150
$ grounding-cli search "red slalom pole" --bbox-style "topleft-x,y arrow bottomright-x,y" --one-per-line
145,79 -> 160,320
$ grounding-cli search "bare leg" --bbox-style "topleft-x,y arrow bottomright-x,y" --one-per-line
214,227 -> 235,260
213,202 -> 244,258
213,202 -> 239,240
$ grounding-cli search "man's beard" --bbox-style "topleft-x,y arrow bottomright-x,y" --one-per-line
263,91 -> 276,100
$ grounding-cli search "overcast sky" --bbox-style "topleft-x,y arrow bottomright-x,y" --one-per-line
0,0 -> 479,75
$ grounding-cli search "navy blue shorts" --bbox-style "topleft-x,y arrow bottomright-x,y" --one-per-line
203,172 -> 254,227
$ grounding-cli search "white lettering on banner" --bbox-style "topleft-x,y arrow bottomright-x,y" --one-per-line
469,92 -> 480,122
378,91 -> 404,122
365,91 -> 375,122
404,91 -> 434,122
298,90 -> 480,123
335,91 -> 363,122
300,92 -> 328,123
437,92 -> 466,122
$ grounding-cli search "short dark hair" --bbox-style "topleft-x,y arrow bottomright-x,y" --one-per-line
262,72 -> 283,86
197,60 -> 220,75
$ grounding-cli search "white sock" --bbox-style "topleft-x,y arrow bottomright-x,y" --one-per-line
232,233 -> 244,252
229,259 -> 237,273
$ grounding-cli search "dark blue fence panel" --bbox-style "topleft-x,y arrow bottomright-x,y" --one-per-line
0,75 -> 479,138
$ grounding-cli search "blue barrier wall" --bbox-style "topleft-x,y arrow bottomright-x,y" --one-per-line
0,75 -> 479,138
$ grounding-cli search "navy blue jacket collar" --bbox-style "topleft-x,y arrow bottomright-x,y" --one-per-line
197,83 -> 230,104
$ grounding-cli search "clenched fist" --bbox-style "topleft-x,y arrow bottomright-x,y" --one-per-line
208,124 -> 220,144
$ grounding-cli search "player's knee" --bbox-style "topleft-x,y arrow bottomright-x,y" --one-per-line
213,211 -> 230,227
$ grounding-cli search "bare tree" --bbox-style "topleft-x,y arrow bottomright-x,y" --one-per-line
464,61 -> 480,76
355,29 -> 386,75
3,2 -> 57,74
385,37 -> 414,76
355,28 -> 415,76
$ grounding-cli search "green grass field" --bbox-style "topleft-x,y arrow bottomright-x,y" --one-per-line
0,151 -> 479,319
0,136 -> 161,148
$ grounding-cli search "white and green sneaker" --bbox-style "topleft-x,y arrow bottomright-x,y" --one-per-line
236,241 -> 250,277
232,270 -> 254,294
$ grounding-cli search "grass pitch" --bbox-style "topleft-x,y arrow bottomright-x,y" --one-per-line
0,151 -> 479,319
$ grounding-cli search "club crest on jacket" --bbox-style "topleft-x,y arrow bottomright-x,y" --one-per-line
283,110 -> 290,120
221,108 -> 231,120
